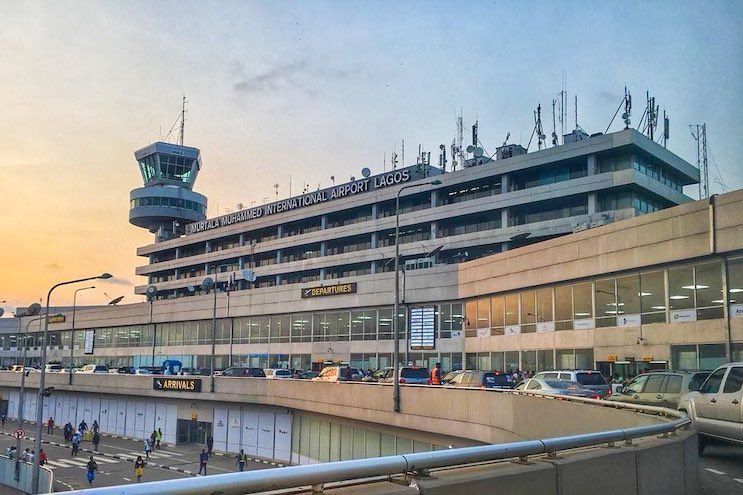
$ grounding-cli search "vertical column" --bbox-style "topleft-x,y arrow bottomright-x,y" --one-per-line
320,268 -> 326,280
320,241 -> 327,257
371,204 -> 378,220
587,154 -> 597,175
588,193 -> 597,215
175,247 -> 181,259
205,240 -> 211,253
321,214 -> 328,230
501,174 -> 509,194
239,233 -> 245,247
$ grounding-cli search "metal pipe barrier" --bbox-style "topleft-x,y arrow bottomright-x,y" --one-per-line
62,402 -> 690,495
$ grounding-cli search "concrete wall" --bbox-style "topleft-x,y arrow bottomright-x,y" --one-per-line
0,373 -> 661,447
0,455 -> 53,495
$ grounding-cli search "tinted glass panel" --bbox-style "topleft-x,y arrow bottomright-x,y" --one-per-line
643,375 -> 665,393
700,368 -> 726,394
665,375 -> 682,394
575,372 -> 607,386
722,367 -> 743,393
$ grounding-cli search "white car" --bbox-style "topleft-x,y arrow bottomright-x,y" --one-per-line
678,361 -> 743,453
264,368 -> 293,379
79,364 -> 110,374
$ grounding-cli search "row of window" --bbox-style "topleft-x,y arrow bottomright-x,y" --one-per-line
130,197 -> 206,214
464,260 -> 740,335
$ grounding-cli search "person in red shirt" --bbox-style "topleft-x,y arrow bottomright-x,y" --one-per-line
47,417 -> 55,434
39,449 -> 48,466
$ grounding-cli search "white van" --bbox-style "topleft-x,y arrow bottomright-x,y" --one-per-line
79,364 -> 110,374
678,361 -> 743,453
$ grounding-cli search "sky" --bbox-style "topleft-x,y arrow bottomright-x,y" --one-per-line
1,0 -> 742,314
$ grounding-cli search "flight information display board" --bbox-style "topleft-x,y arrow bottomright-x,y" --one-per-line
409,306 -> 436,350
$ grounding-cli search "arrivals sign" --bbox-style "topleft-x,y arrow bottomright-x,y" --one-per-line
153,377 -> 202,393
186,169 -> 415,235
47,314 -> 66,323
301,283 -> 357,299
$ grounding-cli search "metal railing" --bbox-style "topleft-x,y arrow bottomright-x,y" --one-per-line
62,398 -> 690,495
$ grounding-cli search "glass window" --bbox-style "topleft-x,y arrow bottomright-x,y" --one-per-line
616,275 -> 640,315
699,343 -> 726,370
665,375 -> 682,394
521,350 -> 537,372
573,283 -> 593,319
700,368 -> 726,394
520,291 -> 536,333
668,266 -> 694,310
536,288 -> 553,323
465,301 -> 477,331
640,271 -> 666,323
537,350 -> 553,371
490,296 -> 504,332
672,344 -> 697,369
505,294 -> 519,326
505,351 -> 519,372
476,298 -> 489,328
595,279 -> 616,327
695,263 -> 722,307
644,375 -> 665,393
728,259 -> 743,303
556,349 -> 575,369
624,375 -> 648,395
574,349 -> 594,369
722,367 -> 743,394
378,309 -> 393,340
555,286 -> 573,330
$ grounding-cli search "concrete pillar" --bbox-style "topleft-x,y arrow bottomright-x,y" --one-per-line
431,190 -> 438,208
174,268 -> 180,280
501,208 -> 508,228
371,204 -> 378,220
588,192 -> 597,215
205,241 -> 211,253
238,257 -> 244,269
501,174 -> 509,193
320,268 -> 326,280
239,233 -> 245,247
371,231 -> 378,248
431,221 -> 438,239
276,249 -> 282,264
175,247 -> 180,260
275,275 -> 281,286
320,241 -> 327,256
587,154 -> 597,175
321,214 -> 328,230
277,225 -> 283,238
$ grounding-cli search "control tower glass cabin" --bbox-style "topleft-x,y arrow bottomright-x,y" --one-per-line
129,142 -> 208,242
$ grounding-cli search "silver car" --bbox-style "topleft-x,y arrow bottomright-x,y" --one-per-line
515,378 -> 601,399
678,361 -> 743,454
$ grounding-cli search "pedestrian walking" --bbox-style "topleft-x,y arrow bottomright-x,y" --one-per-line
47,417 -> 55,434
134,455 -> 145,482
92,431 -> 100,451
1,413 -> 6,427
86,456 -> 98,485
63,422 -> 72,442
235,449 -> 247,471
39,449 -> 48,466
150,430 -> 157,449
430,362 -> 443,385
21,448 -> 30,462
72,432 -> 81,456
143,438 -> 152,460
206,435 -> 214,457
198,448 -> 208,475
78,419 -> 88,432
156,428 -> 162,449
92,420 -> 99,433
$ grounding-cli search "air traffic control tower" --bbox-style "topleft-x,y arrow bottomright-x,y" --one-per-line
129,142 -> 208,242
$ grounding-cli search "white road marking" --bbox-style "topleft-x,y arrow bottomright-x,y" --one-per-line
735,478 -> 743,484
56,459 -> 89,468
122,477 -> 131,481
92,457 -> 119,464
705,468 -> 726,475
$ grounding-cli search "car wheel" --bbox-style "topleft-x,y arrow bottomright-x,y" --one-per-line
697,435 -> 706,456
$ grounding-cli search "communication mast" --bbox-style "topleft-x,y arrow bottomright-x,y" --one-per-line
690,123 -> 709,199
178,94 -> 187,146
451,110 -> 465,171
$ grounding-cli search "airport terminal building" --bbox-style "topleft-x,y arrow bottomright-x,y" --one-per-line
3,127 -> 743,379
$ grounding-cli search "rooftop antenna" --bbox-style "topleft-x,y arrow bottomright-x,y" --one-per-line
606,86 -> 632,133
535,104 -> 546,150
662,110 -> 670,148
454,109 -> 464,170
574,94 -> 579,131
330,175 -> 335,186
179,94 -> 186,145
551,99 -> 558,146
273,183 -> 279,198
472,121 -> 478,147
690,123 -> 708,199
401,139 -> 405,168
439,144 -> 447,172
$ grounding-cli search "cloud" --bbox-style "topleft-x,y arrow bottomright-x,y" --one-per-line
44,263 -> 63,270
104,277 -> 136,287
233,60 -> 359,96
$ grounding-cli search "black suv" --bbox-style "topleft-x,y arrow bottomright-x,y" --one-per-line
220,367 -> 266,378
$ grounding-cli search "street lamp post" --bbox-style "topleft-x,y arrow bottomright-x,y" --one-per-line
393,179 -> 441,413
16,316 -> 44,481
32,273 -> 112,494
205,264 -> 232,393
69,286 -> 95,385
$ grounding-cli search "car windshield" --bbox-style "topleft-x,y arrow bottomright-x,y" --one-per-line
575,373 -> 607,386
689,372 -> 711,391
401,368 -> 429,378
484,374 -> 511,385
275,370 -> 291,376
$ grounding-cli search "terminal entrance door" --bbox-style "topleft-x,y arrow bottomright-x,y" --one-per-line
176,419 -> 210,445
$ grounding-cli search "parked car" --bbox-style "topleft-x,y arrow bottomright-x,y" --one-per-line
264,368 -> 293,379
133,367 -> 153,375
515,378 -> 602,399
79,364 -> 110,374
361,369 -> 387,382
532,370 -> 610,397
441,370 -> 463,385
678,361 -> 743,454
605,370 -> 712,409
448,370 -> 515,389
44,364 -> 63,373
378,366 -> 431,385
220,367 -> 266,378
312,366 -> 364,382
294,370 -> 319,380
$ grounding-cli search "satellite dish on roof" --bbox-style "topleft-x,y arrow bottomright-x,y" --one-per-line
187,285 -> 196,293
242,270 -> 257,283
0,309 -> 4,318
27,303 -> 42,316
361,167 -> 371,178
108,296 -> 124,306
473,147 -> 484,157
202,277 -> 214,291
466,145 -> 475,153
